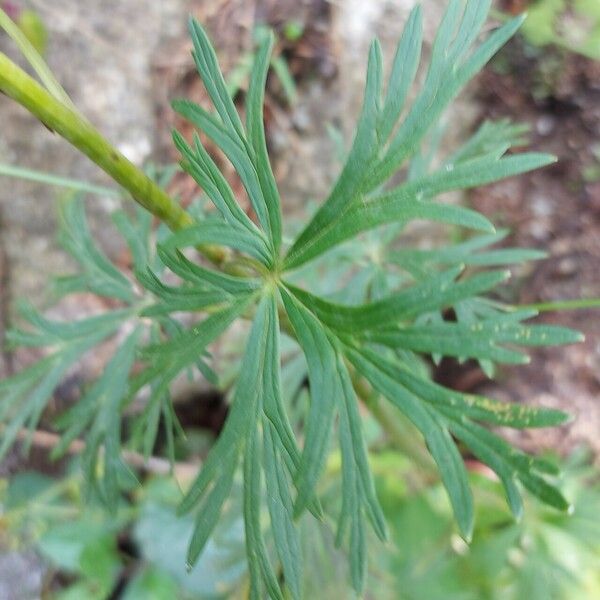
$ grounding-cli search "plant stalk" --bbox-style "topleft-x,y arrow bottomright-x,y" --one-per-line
0,51 -> 229,264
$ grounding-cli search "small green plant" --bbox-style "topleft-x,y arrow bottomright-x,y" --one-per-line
3,449 -> 599,598
0,1 -> 585,597
516,0 -> 600,60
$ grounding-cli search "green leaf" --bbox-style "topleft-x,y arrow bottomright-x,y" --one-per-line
365,323 -> 530,364
291,39 -> 383,252
246,30 -> 283,251
136,268 -> 231,316
161,220 -> 272,266
366,12 -> 525,190
378,5 -> 422,141
279,288 -> 338,517
281,286 -> 386,594
334,350 -> 386,592
263,424 -> 302,600
172,130 -> 260,235
156,246 -> 260,294
122,568 -> 179,600
112,208 -> 152,271
283,269 -> 508,334
186,451 -> 237,567
244,427 -> 284,600
285,151 -> 553,269
335,352 -> 387,541
188,18 -> 245,142
142,294 -> 254,370
390,229 -> 547,271
58,329 -> 140,507
0,317 -> 122,460
386,368 -> 571,430
179,295 -> 270,516
57,196 -> 135,302
8,303 -> 130,346
447,119 -> 530,165
261,294 -> 323,524
181,19 -> 283,251
347,347 -> 474,541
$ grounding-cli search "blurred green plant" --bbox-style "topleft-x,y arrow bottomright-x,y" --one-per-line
507,0 -> 600,59
226,25 -> 297,105
0,1 -> 589,598
2,449 -> 598,599
0,3 -> 47,55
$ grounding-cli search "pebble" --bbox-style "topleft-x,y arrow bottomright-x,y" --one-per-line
555,256 -> 578,277
536,115 -> 555,136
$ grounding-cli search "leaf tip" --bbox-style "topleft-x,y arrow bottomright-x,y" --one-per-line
512,506 -> 524,523
554,409 -> 574,426
187,14 -> 201,33
458,517 -> 474,544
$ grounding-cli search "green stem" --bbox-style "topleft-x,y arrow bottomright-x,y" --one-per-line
519,298 -> 600,312
0,51 -> 228,265
351,368 -> 435,472
0,7 -> 74,108
0,163 -> 122,197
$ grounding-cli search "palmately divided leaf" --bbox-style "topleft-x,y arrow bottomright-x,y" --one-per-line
173,130 -> 260,235
390,229 -> 547,274
385,368 -> 571,430
141,294 -> 254,368
263,424 -> 302,600
0,306 -> 128,461
366,11 -> 525,190
176,19 -> 284,260
2,3 -> 583,598
284,151 -> 554,269
155,246 -> 260,294
282,269 -> 508,333
181,292 -> 305,599
181,294 -> 270,534
57,196 -> 135,302
347,347 -> 475,541
281,285 -> 387,594
244,427 -> 284,600
160,219 -> 272,265
245,30 -> 283,252
188,17 -> 246,142
77,328 -> 141,508
136,268 -> 231,315
279,288 -> 338,517
347,346 -> 571,522
378,5 -> 423,140
285,4 -> 534,270
290,38 -> 384,253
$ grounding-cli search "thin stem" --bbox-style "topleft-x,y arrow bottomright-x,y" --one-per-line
0,51 -> 228,265
12,426 -> 199,483
0,7 -> 74,108
519,298 -> 600,313
0,163 -> 122,197
351,366 -> 436,472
